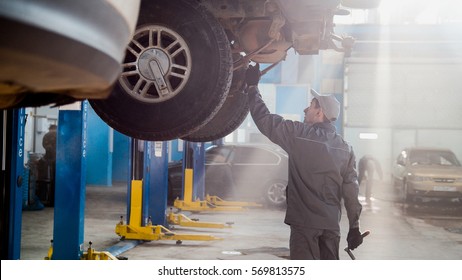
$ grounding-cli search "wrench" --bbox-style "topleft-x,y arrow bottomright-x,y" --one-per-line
344,230 -> 370,260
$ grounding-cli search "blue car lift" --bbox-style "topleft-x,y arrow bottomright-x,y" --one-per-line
2,104 -> 115,260
44,101 -> 116,260
1,108 -> 26,260
115,139 -> 222,243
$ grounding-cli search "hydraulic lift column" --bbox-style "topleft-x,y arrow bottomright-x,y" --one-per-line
143,141 -> 168,226
1,108 -> 26,260
125,139 -> 168,227
52,102 -> 88,259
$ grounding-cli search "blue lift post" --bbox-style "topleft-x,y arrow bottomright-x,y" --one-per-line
52,101 -> 88,260
122,139 -> 169,227
143,141 -> 168,226
2,108 -> 26,259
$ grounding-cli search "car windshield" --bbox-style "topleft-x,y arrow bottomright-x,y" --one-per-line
409,150 -> 461,166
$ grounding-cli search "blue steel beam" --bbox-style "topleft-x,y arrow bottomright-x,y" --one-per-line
52,102 -> 88,260
145,141 -> 168,226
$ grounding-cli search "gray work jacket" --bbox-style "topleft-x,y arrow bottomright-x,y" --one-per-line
248,86 -> 362,230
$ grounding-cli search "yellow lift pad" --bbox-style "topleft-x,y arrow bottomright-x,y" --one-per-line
173,168 -> 259,212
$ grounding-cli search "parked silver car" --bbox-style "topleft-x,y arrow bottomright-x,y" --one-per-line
392,147 -> 462,202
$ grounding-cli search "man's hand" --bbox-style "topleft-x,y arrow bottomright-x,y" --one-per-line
347,228 -> 364,250
245,63 -> 261,86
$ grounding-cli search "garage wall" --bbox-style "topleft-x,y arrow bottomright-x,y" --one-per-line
345,127 -> 462,179
344,60 -> 462,129
342,24 -> 462,177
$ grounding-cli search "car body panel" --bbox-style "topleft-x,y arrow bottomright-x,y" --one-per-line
0,0 -> 140,107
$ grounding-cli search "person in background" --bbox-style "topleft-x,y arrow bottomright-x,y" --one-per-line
358,155 -> 383,204
42,124 -> 57,162
37,124 -> 57,206
245,63 -> 365,260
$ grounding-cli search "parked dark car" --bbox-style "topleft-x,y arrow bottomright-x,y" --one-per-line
168,144 -> 289,208
392,147 -> 462,202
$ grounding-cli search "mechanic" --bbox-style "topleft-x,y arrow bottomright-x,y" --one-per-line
358,155 -> 383,204
245,63 -> 364,260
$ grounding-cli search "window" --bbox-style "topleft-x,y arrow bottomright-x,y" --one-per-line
409,150 -> 460,166
233,147 -> 279,165
206,146 -> 232,163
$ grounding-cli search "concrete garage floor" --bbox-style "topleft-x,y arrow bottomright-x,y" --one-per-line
20,181 -> 462,260
21,183 -> 292,260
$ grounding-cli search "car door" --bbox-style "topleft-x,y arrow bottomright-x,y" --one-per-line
230,146 -> 282,200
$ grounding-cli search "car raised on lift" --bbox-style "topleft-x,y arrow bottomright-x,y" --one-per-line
1,0 -> 380,142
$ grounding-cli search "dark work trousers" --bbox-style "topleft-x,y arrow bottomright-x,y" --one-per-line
289,225 -> 340,260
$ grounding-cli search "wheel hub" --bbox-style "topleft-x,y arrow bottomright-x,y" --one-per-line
119,25 -> 191,103
268,183 -> 286,204
138,48 -> 170,80
138,48 -> 170,95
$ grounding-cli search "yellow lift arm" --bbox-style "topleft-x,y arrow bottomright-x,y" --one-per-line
166,210 -> 233,229
115,180 -> 221,244
205,194 -> 262,208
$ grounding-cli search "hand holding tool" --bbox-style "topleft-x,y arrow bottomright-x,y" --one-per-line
344,230 -> 370,260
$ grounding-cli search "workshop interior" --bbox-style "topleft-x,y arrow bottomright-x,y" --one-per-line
2,0 -> 462,261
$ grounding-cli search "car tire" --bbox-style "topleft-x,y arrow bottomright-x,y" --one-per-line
182,65 -> 248,142
89,0 -> 233,141
264,179 -> 287,208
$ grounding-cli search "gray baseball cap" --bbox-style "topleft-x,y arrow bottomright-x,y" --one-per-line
311,89 -> 340,121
